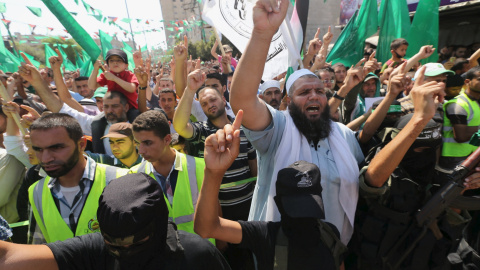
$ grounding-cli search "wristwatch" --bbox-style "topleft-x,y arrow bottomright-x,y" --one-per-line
333,92 -> 345,100
138,86 -> 147,90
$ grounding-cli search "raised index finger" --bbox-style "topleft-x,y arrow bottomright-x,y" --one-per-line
20,52 -> 33,66
54,49 -> 63,61
414,65 -> 427,87
184,35 -> 188,47
314,28 -> 321,39
328,25 -> 331,33
368,51 -> 376,61
232,109 -> 243,130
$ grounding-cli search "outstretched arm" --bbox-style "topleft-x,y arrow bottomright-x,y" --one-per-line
174,36 -> 189,98
230,0 -> 289,131
18,53 -> 63,113
365,66 -> 445,187
0,241 -> 58,270
50,49 -> 84,113
194,110 -> 244,244
173,69 -> 206,139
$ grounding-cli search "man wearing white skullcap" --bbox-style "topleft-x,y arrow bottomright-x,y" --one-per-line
258,80 -> 282,109
230,0 -> 364,244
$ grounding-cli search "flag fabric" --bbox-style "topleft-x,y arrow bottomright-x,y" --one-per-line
99,30 -> 113,59
75,50 -> 84,69
1,19 -> 10,27
327,0 -> 378,66
41,0 -> 101,64
141,45 -> 147,52
123,49 -> 134,72
27,6 -> 42,17
405,0 -> 439,64
28,24 -> 36,33
376,0 -> 411,64
202,0 -> 291,80
0,49 -> 21,72
57,46 -> 77,71
45,44 -> 57,68
0,2 -> 6,13
20,51 -> 40,68
123,41 -> 133,52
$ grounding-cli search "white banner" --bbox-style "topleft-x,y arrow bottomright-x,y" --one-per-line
202,0 -> 290,80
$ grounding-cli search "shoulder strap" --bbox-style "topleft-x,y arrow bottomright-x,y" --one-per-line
317,221 -> 348,270
274,227 -> 288,270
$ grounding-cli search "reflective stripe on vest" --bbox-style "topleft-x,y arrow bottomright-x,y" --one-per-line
442,92 -> 480,157
28,164 -> 127,243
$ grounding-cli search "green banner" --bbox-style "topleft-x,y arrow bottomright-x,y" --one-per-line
45,44 -> 57,68
99,29 -> 113,59
405,0 -> 439,64
327,0 -> 378,66
21,51 -> 40,68
122,41 -> 133,52
377,0 -> 411,64
41,0 -> 101,64
27,6 -> 42,17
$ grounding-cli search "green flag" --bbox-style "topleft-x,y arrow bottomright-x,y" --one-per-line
123,49 -> 134,72
405,0 -> 439,64
327,0 -> 378,66
99,30 -> 113,59
0,49 -> 21,72
122,41 -> 133,52
20,51 -> 40,68
45,44 -> 57,68
0,26 -> 6,56
27,6 -> 42,17
141,45 -> 147,52
41,0 -> 101,64
377,0 -> 411,64
80,53 -> 93,76
0,2 -> 6,13
75,50 -> 84,68
57,46 -> 77,71
121,18 -> 132,23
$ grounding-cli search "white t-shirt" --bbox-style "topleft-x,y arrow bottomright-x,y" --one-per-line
60,185 -> 81,207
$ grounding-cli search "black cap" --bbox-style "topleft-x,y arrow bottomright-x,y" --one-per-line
105,49 -> 128,64
97,173 -> 167,237
275,161 -> 325,219
392,113 -> 442,148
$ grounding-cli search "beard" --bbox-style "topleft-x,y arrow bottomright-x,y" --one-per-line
205,105 -> 226,121
41,146 -> 81,178
289,101 -> 332,146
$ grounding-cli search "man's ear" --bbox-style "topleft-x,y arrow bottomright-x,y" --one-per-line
79,136 -> 87,152
286,96 -> 291,105
124,103 -> 129,112
259,94 -> 264,100
164,134 -> 172,146
222,85 -> 226,93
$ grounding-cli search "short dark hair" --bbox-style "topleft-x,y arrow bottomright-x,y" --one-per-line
332,63 -> 346,70
390,38 -> 409,51
158,89 -> 176,99
206,73 -> 226,86
75,76 -> 89,82
159,77 -> 174,84
197,86 -> 222,99
30,113 -> 83,142
104,91 -> 128,106
465,66 -> 480,80
132,110 -> 170,139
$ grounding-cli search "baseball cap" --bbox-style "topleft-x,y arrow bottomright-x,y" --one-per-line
101,122 -> 133,139
275,161 -> 325,219
414,63 -> 455,80
93,87 -> 108,99
106,49 -> 128,64
222,44 -> 233,53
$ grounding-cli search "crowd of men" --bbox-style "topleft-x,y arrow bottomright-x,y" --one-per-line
0,0 -> 480,269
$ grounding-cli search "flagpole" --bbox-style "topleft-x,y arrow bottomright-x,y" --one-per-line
1,13 -> 20,57
123,0 -> 136,49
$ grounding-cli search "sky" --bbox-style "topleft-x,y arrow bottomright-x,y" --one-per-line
0,0 -> 167,50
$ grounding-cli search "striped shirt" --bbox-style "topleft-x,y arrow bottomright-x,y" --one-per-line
31,156 -> 97,244
188,116 -> 256,207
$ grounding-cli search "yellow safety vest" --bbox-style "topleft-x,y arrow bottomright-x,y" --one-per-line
129,152 -> 214,243
442,92 -> 480,157
28,164 -> 128,243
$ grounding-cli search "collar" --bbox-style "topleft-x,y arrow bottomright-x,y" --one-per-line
145,149 -> 183,176
207,115 -> 234,129
47,155 -> 96,188
111,70 -> 128,77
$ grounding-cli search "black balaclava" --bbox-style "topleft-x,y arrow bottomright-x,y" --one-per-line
393,114 -> 442,186
97,173 -> 169,270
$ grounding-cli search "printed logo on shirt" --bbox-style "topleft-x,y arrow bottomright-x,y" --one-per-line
87,218 -> 100,233
296,171 -> 313,188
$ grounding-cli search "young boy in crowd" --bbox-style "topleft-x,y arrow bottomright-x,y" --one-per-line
381,38 -> 409,73
89,49 -> 139,122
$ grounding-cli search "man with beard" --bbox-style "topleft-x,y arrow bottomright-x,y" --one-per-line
258,80 -> 282,110
0,173 -> 231,270
229,0 -> 363,244
352,66 -> 480,269
28,113 -> 128,244
174,70 -> 257,268
195,112 -> 345,269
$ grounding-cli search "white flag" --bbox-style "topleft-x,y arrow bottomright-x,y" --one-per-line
202,0 -> 290,80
